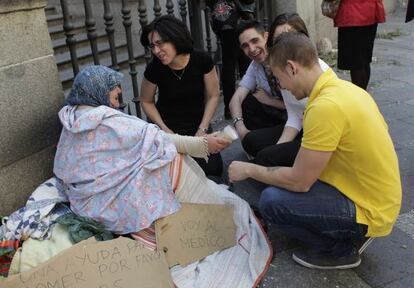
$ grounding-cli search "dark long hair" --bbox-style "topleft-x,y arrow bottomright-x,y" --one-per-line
267,13 -> 309,48
140,15 -> 193,55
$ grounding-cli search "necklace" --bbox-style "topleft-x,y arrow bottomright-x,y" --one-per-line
170,67 -> 186,80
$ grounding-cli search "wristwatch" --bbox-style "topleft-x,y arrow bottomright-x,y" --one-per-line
232,117 -> 244,126
198,127 -> 208,133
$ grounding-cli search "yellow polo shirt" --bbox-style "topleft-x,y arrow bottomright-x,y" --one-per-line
302,69 -> 401,237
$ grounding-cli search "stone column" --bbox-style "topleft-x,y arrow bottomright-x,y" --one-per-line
0,0 -> 64,215
270,0 -> 337,45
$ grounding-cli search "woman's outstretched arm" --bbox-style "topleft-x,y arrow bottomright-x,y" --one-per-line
140,77 -> 174,134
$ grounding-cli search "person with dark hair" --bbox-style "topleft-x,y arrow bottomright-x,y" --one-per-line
51,66 -> 272,288
54,65 -> 230,235
267,12 -> 309,44
235,19 -> 266,39
140,15 -> 225,177
229,32 -> 401,270
206,0 -> 254,119
332,0 -> 386,90
229,20 -> 287,159
242,13 -> 329,167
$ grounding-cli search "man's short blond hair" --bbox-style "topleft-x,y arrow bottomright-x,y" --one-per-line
269,32 -> 318,70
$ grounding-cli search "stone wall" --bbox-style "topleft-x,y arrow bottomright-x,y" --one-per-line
0,0 -> 64,215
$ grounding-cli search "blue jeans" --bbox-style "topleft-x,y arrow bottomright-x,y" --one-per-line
259,180 -> 368,256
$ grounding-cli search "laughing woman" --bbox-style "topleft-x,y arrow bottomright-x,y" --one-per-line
140,15 -> 224,177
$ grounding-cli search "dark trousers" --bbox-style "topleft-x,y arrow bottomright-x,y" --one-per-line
240,93 -> 293,165
260,181 -> 368,256
241,93 -> 286,131
242,125 -> 302,167
218,29 -> 250,114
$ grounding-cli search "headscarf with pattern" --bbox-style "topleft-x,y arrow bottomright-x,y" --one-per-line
66,65 -> 123,107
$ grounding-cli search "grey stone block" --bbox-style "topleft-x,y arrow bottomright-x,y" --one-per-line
0,4 -> 53,67
383,275 -> 414,288
0,55 -> 64,168
383,0 -> 398,13
401,116 -> 414,125
400,175 -> 414,213
396,146 -> 414,174
355,228 -> 414,288
0,145 -> 55,216
379,101 -> 414,121
260,250 -> 370,288
387,119 -> 414,143
0,0 -> 45,14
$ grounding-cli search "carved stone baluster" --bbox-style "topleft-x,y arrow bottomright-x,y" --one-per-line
138,0 -> 151,65
122,0 -> 140,117
60,0 -> 79,75
166,0 -> 174,15
153,0 -> 161,19
178,0 -> 187,24
138,0 -> 148,28
83,0 -> 99,64
103,0 -> 119,71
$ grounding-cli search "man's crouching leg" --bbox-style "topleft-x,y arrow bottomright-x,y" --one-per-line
259,181 -> 369,270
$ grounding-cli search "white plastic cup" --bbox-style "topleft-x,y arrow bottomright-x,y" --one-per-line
217,125 -> 238,142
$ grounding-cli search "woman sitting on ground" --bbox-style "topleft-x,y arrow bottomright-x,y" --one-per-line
243,13 -> 329,167
140,15 -> 224,177
52,65 -> 270,287
54,65 -> 230,235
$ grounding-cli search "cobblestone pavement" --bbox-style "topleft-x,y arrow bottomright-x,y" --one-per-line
213,6 -> 414,288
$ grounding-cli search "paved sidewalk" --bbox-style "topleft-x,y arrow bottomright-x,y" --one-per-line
216,6 -> 414,288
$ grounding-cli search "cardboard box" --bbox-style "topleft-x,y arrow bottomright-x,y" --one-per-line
156,203 -> 236,267
1,237 -> 174,288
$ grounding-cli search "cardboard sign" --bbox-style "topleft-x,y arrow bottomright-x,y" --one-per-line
155,203 -> 236,267
1,237 -> 174,288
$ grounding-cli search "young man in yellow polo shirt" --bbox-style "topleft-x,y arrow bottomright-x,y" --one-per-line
228,32 -> 402,269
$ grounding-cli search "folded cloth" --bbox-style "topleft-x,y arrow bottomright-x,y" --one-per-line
0,252 -> 15,277
0,240 -> 19,257
56,213 -> 113,243
0,178 -> 70,241
131,226 -> 157,251
8,223 -> 73,275
0,239 -> 19,277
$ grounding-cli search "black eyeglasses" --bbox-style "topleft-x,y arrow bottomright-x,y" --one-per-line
149,40 -> 167,50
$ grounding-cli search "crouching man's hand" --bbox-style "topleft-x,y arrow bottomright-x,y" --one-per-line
228,161 -> 253,183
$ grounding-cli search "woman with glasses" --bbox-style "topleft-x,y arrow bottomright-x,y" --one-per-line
140,15 -> 225,177
245,13 -> 329,167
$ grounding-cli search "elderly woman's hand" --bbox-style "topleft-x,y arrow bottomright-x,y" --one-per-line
206,132 -> 231,154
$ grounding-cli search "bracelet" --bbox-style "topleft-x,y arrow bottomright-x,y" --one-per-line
198,127 -> 208,133
232,117 -> 244,126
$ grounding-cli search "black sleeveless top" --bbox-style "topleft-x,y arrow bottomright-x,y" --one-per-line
144,50 -> 214,135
